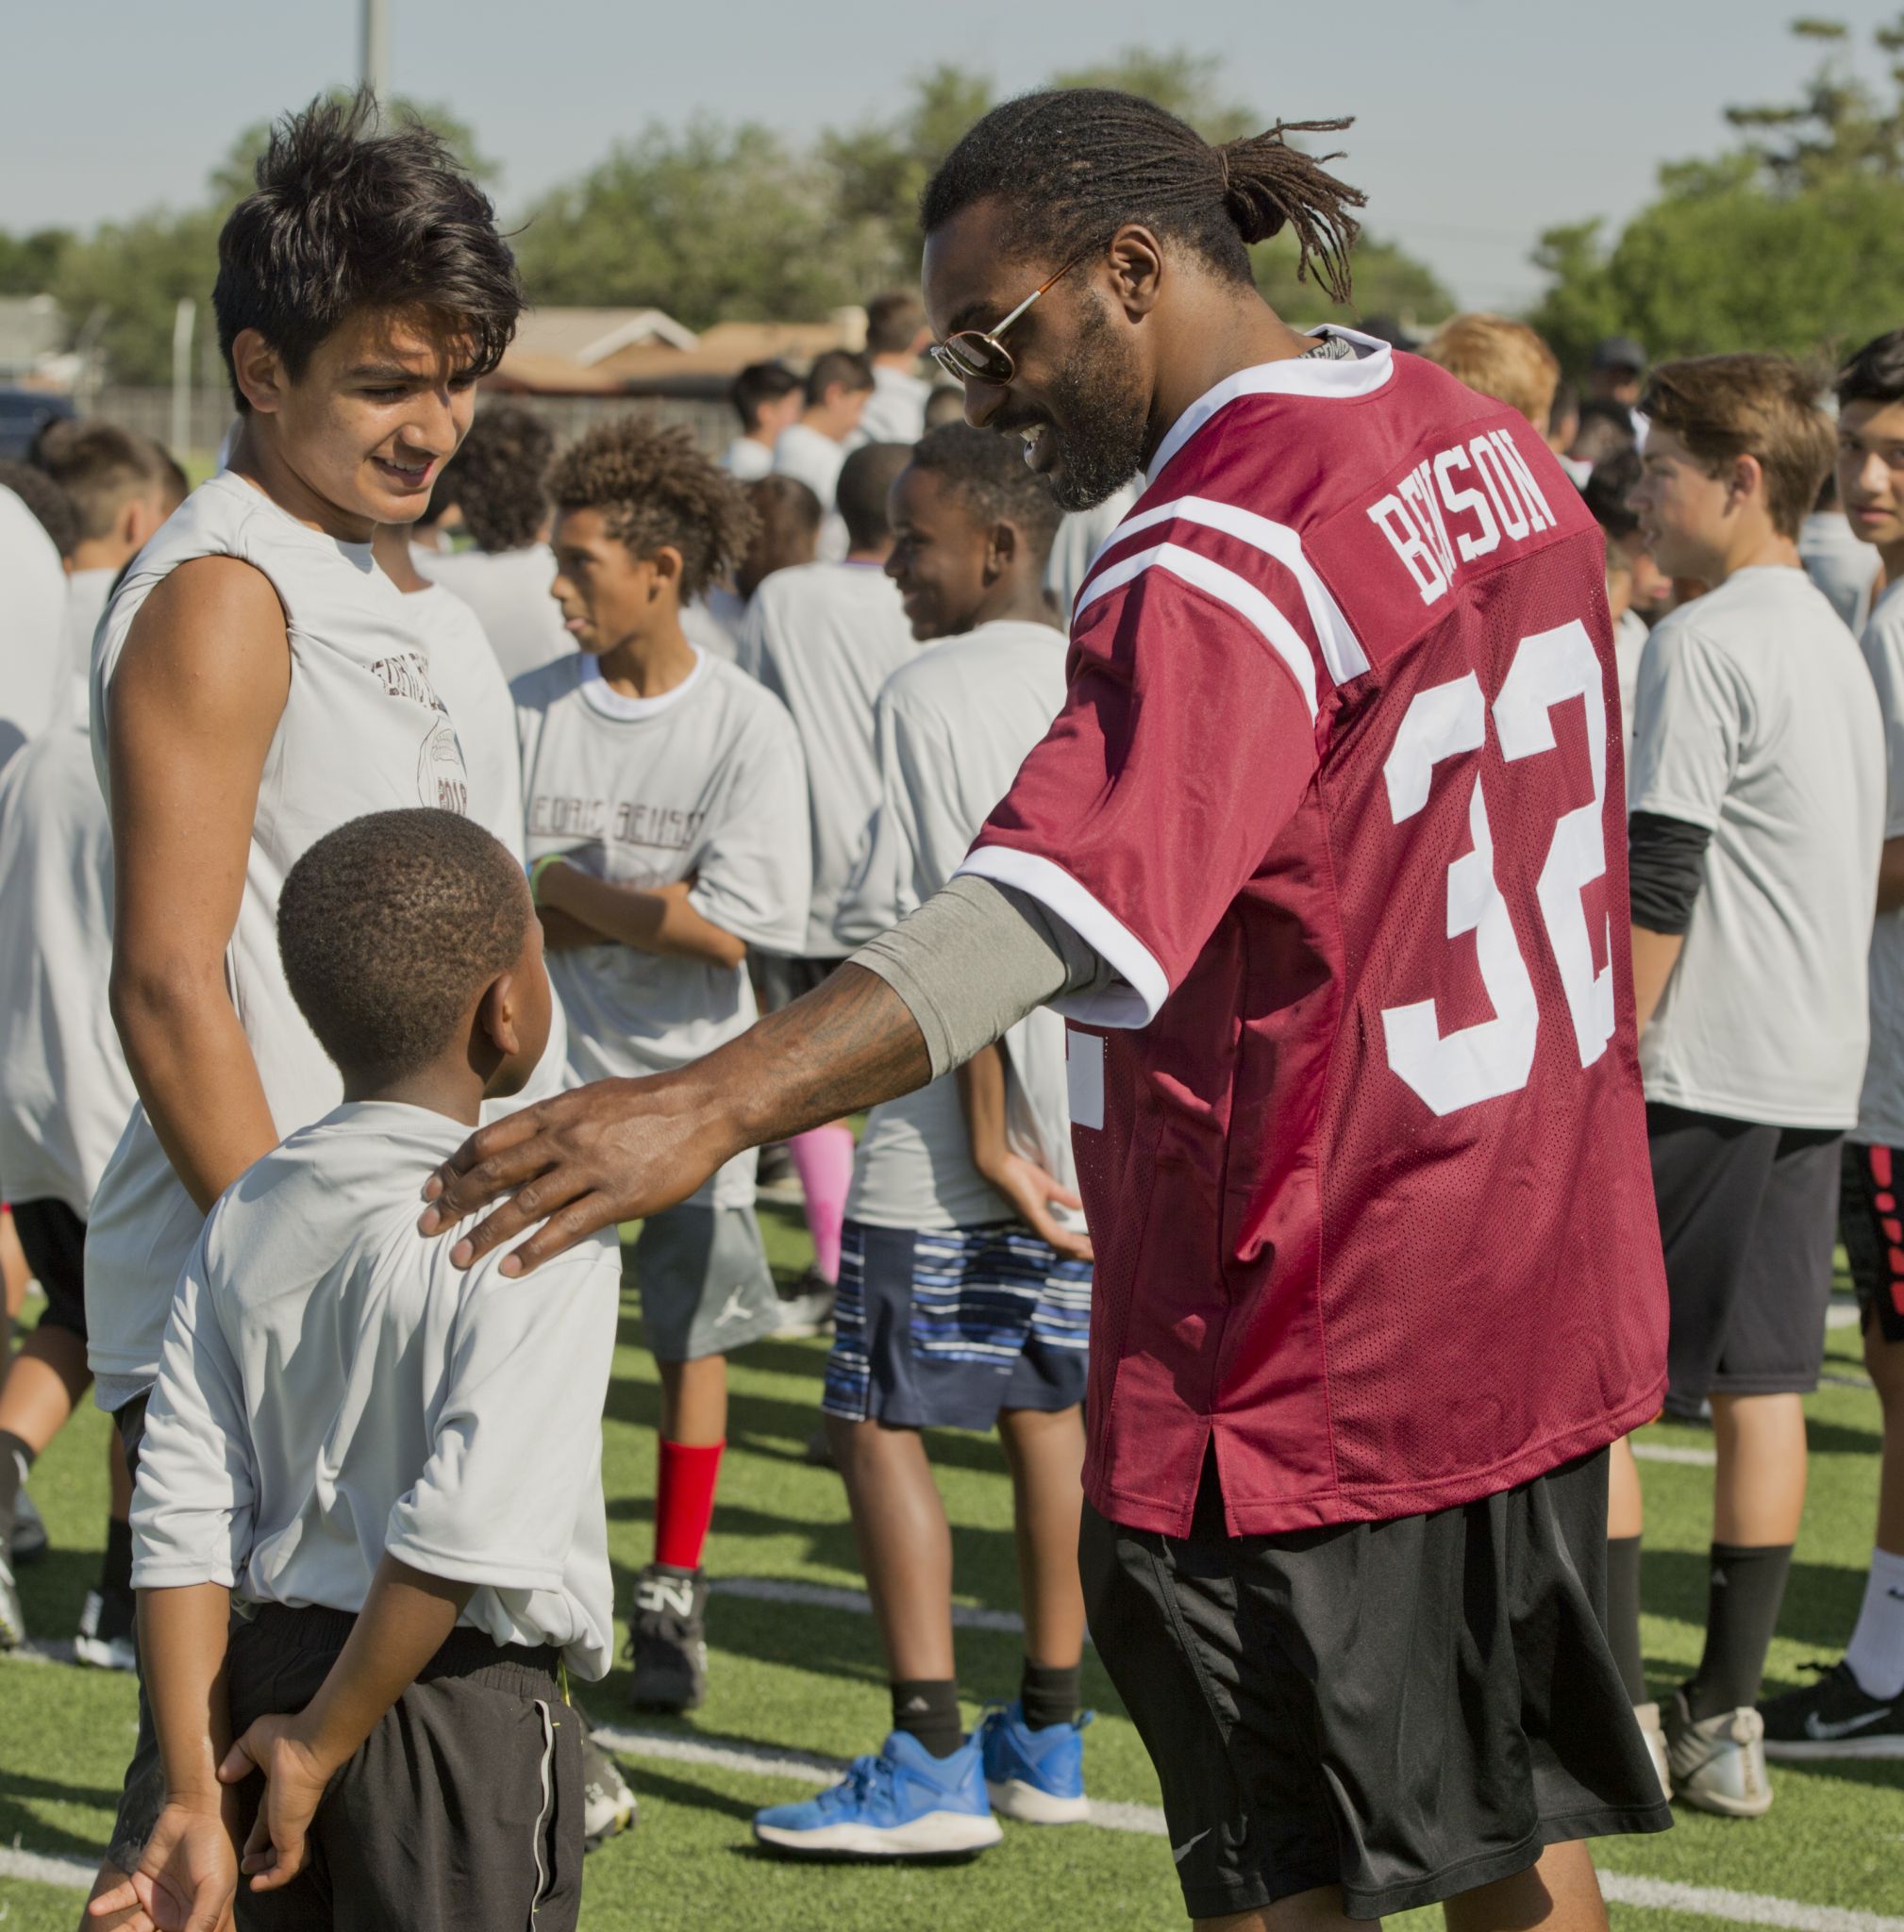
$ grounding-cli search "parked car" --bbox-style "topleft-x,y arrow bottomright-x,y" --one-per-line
0,389 -> 75,460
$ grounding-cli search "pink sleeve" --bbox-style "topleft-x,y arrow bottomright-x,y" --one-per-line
960,558 -> 1320,1025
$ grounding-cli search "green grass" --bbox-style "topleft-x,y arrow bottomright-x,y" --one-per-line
4,1213 -> 1902,1929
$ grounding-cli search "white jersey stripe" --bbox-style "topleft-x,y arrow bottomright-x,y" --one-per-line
1144,327 -> 1395,486
1077,541 -> 1319,721
1098,494 -> 1371,686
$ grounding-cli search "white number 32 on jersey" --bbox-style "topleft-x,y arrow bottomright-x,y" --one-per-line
1379,620 -> 1613,1118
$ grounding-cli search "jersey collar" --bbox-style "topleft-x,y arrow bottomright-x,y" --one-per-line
1144,325 -> 1395,488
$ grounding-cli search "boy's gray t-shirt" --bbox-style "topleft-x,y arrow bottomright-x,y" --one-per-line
1857,581 -> 1904,1146
132,1101 -> 621,1679
738,559 -> 917,958
834,619 -> 1077,1231
1629,565 -> 1884,1128
513,649 -> 810,1208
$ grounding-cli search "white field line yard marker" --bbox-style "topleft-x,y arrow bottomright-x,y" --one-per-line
1631,1442 -> 1717,1467
6,1684 -> 1903,1931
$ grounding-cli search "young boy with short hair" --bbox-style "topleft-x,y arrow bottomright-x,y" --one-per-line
1617,353 -> 1885,1813
92,808 -> 616,1931
754,425 -> 1091,1857
514,419 -> 810,1711
1757,326 -> 1904,1759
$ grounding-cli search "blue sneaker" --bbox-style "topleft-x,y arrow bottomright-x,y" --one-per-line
976,1702 -> 1092,1824
753,1730 -> 1002,1857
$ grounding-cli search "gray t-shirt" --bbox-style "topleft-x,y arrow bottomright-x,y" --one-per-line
513,649 -> 810,1208
132,1102 -> 620,1679
835,619 -> 1076,1230
1857,582 -> 1904,1146
417,543 -> 572,685
739,560 -> 917,957
1630,565 -> 1884,1126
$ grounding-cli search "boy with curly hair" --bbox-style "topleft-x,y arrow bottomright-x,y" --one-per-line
512,419 -> 810,1711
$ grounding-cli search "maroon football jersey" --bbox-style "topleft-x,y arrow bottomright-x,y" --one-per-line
960,334 -> 1668,1537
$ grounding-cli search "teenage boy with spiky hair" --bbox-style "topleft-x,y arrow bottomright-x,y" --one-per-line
1755,327 -> 1904,1763
78,91 -> 521,1918
514,419 -> 810,1712
1617,354 -> 1885,1813
755,424 -> 1091,1857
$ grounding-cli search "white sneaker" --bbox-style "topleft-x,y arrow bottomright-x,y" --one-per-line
0,1551 -> 23,1651
579,1727 -> 638,1851
74,1590 -> 138,1672
1664,1688 -> 1772,1817
1633,1701 -> 1672,1802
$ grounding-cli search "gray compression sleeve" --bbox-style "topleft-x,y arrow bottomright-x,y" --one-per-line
848,874 -> 1116,1078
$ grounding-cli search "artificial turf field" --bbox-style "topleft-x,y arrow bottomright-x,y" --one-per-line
3,1204 -> 1901,1931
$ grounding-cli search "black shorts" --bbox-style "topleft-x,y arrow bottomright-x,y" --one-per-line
1080,1448 -> 1671,1921
1648,1102 -> 1841,1403
1840,1141 -> 1904,1347
751,952 -> 843,1014
225,1604 -> 583,1931
10,1198 -> 86,1340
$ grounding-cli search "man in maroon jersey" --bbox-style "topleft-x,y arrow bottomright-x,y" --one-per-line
421,91 -> 1672,1928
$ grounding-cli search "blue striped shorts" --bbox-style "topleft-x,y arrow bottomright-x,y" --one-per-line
822,1219 -> 1092,1430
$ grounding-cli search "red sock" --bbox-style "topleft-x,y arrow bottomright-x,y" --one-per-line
654,1439 -> 725,1572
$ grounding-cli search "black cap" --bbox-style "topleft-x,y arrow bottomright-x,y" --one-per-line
1592,335 -> 1647,374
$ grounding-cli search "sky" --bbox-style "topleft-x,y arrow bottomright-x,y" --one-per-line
7,0 -> 1903,312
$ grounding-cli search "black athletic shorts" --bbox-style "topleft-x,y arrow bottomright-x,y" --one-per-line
1840,1141 -> 1904,1347
1080,1447 -> 1672,1921
751,952 -> 843,1014
225,1604 -> 583,1930
10,1198 -> 86,1340
1647,1102 -> 1842,1404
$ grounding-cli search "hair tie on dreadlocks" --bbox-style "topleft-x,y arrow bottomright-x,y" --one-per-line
1214,119 -> 1366,304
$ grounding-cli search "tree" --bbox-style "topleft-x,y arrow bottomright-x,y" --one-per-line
513,121 -> 892,325
1528,12 -> 1904,368
0,229 -> 74,297
1049,46 -> 1258,142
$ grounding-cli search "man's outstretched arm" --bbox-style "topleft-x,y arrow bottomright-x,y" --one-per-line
422,876 -> 1105,1272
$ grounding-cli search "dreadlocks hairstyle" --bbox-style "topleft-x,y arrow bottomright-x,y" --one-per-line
909,423 -> 1064,558
921,90 -> 1365,302
215,92 -> 524,409
548,418 -> 760,605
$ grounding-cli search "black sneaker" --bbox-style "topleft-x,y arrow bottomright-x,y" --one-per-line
775,1265 -> 836,1340
1761,1660 -> 1904,1760
626,1563 -> 709,1712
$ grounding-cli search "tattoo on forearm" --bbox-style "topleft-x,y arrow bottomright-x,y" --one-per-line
743,966 -> 931,1142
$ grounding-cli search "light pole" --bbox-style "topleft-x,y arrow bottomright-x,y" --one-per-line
170,298 -> 195,460
361,0 -> 391,101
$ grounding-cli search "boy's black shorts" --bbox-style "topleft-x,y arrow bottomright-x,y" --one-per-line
225,1604 -> 583,1931
1080,1447 -> 1672,1922
1840,1141 -> 1904,1346
10,1198 -> 87,1340
1648,1102 -> 1841,1405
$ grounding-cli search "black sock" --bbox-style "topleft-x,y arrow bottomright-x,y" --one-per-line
1020,1658 -> 1081,1730
1605,1534 -> 1648,1705
99,1516 -> 134,1599
0,1429 -> 35,1551
891,1678 -> 963,1758
1689,1542 -> 1793,1719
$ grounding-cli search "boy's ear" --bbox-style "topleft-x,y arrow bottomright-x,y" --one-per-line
648,545 -> 685,598
477,971 -> 522,1062
984,518 -> 1019,580
231,329 -> 288,416
1729,451 -> 1765,514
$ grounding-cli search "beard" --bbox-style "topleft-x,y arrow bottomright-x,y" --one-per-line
1039,299 -> 1150,512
